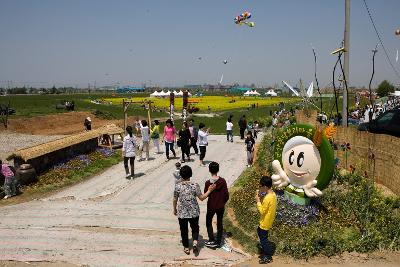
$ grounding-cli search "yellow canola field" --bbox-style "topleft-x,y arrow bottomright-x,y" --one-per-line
101,96 -> 296,112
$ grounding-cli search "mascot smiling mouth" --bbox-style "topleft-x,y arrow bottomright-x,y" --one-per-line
289,169 -> 310,177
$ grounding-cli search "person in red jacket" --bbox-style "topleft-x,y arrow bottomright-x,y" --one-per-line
204,161 -> 229,248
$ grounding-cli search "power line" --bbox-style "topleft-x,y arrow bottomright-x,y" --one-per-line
363,0 -> 400,81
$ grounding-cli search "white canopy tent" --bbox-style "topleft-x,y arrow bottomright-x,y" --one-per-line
265,89 -> 278,97
244,90 -> 260,96
243,90 -> 252,96
150,91 -> 160,97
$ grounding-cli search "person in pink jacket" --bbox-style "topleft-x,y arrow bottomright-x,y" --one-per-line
163,119 -> 177,161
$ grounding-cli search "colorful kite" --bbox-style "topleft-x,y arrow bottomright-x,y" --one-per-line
234,11 -> 255,27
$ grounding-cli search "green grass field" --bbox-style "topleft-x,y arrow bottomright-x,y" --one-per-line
0,93 -> 163,119
0,93 -> 297,119
0,93 -> 300,134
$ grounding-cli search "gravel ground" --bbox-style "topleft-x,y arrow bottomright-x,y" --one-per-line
0,131 -> 64,164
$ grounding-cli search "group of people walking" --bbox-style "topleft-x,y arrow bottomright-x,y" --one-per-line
122,118 -> 210,179
226,115 -> 257,167
121,116 -> 276,264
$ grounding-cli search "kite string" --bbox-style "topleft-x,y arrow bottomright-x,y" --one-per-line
363,0 -> 400,81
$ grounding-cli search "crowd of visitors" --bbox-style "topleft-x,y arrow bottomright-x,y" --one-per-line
316,97 -> 400,125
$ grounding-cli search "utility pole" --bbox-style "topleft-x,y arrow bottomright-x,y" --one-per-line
343,0 -> 350,127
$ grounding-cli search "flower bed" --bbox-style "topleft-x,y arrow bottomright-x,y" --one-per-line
24,148 -> 121,192
227,133 -> 400,259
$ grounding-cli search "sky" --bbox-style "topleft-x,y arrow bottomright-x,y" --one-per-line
0,0 -> 400,88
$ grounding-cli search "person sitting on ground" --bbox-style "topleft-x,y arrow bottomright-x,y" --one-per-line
1,159 -> 18,199
255,176 -> 277,264
84,117 -> 92,131
204,162 -> 229,249
173,165 -> 216,255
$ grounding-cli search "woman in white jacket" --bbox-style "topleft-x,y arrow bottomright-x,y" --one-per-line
122,126 -> 136,179
197,123 -> 210,167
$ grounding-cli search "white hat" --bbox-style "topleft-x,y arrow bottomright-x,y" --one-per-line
86,117 -> 91,122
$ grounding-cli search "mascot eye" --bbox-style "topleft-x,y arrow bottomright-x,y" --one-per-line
289,150 -> 295,165
297,152 -> 305,167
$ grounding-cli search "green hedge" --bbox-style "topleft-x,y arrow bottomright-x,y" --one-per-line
227,133 -> 400,259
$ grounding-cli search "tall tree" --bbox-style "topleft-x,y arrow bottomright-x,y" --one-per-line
376,80 -> 395,97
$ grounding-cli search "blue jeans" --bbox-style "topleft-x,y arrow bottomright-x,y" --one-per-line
4,176 -> 18,196
165,142 -> 176,159
257,226 -> 271,258
226,130 -> 233,142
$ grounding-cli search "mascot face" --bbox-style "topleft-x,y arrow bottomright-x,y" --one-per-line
282,136 -> 321,187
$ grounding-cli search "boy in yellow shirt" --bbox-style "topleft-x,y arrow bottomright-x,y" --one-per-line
255,176 -> 277,264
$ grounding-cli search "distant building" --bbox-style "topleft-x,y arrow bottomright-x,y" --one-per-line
116,86 -> 145,93
229,86 -> 253,93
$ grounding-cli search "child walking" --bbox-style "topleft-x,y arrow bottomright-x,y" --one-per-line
204,162 -> 229,248
1,159 -> 18,199
245,131 -> 255,167
255,176 -> 277,264
173,162 -> 182,184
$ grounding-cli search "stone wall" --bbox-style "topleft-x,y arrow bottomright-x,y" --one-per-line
295,110 -> 400,195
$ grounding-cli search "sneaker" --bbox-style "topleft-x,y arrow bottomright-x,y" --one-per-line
181,159 -> 185,163
205,241 -> 218,248
247,165 -> 251,168
3,195 -> 11,199
125,174 -> 131,179
259,256 -> 273,264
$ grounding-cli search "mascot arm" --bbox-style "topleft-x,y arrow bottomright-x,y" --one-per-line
271,160 -> 290,188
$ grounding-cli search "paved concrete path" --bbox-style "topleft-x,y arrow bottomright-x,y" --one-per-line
0,135 -> 255,267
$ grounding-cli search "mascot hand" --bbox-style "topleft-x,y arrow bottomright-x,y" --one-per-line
302,180 -> 323,198
271,160 -> 290,188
